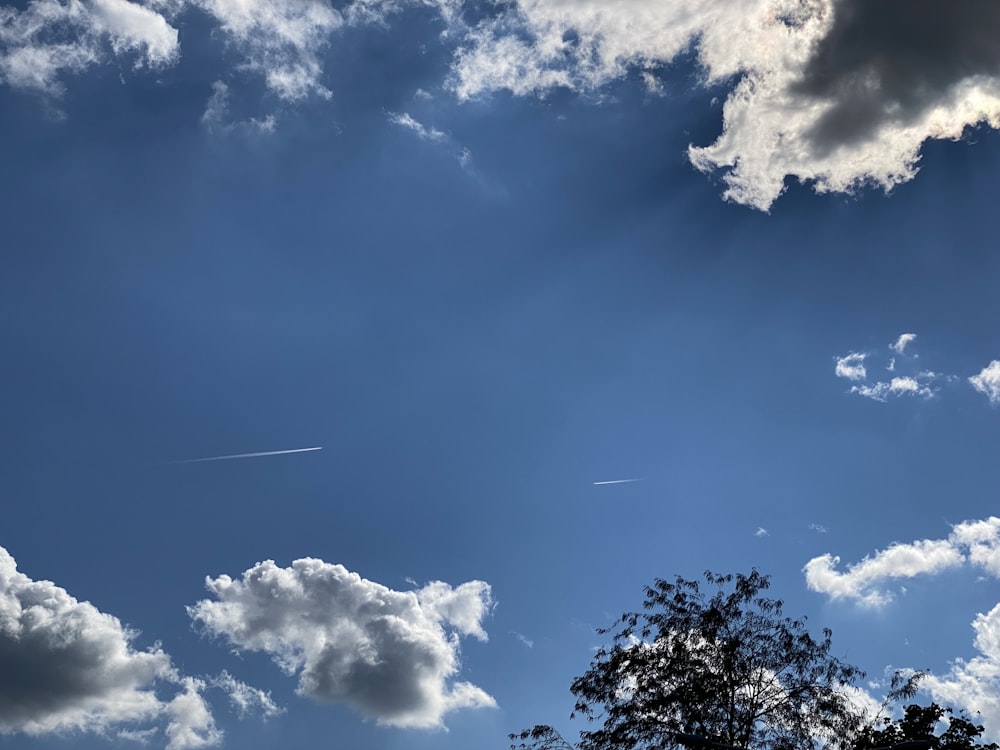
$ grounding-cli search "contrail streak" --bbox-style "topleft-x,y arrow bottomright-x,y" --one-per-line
593,478 -> 644,485
173,447 -> 323,464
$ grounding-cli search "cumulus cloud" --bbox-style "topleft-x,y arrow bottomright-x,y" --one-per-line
804,517 -> 1000,606
0,546 -> 220,749
445,0 -> 1000,210
891,333 -> 917,355
835,353 -> 867,381
7,0 -> 1000,208
188,558 -> 496,729
834,334 -> 957,402
923,603 -> 1000,731
970,360 -> 1000,405
804,540 -> 964,607
807,518 -> 1000,733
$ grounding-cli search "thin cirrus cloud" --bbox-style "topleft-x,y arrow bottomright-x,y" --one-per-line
6,0 -> 1000,209
804,518 -> 1000,737
0,546 -> 226,749
187,557 -> 496,729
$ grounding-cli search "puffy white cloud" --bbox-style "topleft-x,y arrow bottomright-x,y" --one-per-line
188,558 -> 496,729
804,540 -> 965,607
834,352 -> 867,381
923,603 -> 1000,736
446,0 -> 1000,210
0,546 -> 220,749
163,679 -> 222,750
805,517 -> 1000,606
891,333 -> 917,355
806,518 -> 1000,732
970,360 -> 1000,406
0,0 -> 177,95
834,335 -> 959,403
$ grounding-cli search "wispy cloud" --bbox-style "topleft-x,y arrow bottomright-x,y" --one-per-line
754,527 -> 769,538
388,111 -> 447,142
510,631 -> 534,649
834,334 -> 957,402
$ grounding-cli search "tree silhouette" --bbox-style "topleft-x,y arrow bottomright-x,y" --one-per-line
512,570 -> 866,750
857,702 -> 998,750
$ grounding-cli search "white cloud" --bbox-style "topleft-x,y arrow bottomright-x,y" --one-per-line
970,360 -> 1000,405
388,111 -> 448,142
163,679 -> 222,750
804,540 -> 965,607
510,631 -> 534,649
923,603 -> 1000,731
211,672 -> 283,719
189,0 -> 341,101
446,0 -> 1000,210
0,0 -> 178,95
835,336 -> 955,402
200,81 -> 278,135
891,333 -> 917,355
835,353 -> 867,381
850,375 -> 936,402
0,546 -> 219,749
805,517 -> 1000,606
754,527 -> 769,538
807,519 -> 1000,735
188,558 -> 496,729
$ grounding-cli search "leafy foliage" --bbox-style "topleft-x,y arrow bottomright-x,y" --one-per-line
512,570 -> 865,750
857,702 -> 998,750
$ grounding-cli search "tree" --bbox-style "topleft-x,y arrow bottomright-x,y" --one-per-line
857,702 -> 998,750
512,570 -> 865,750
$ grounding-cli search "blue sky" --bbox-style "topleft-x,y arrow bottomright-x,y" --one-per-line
4,1 -> 1000,748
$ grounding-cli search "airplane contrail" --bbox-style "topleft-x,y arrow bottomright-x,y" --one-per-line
172,446 -> 323,464
593,478 -> 644,485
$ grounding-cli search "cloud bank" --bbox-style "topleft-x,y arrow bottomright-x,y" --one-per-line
0,546 -> 220,749
6,0 -> 1000,207
188,558 -> 496,728
805,518 -> 1000,734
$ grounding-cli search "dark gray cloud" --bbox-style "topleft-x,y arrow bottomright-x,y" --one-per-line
188,558 -> 495,728
797,0 -> 1000,152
